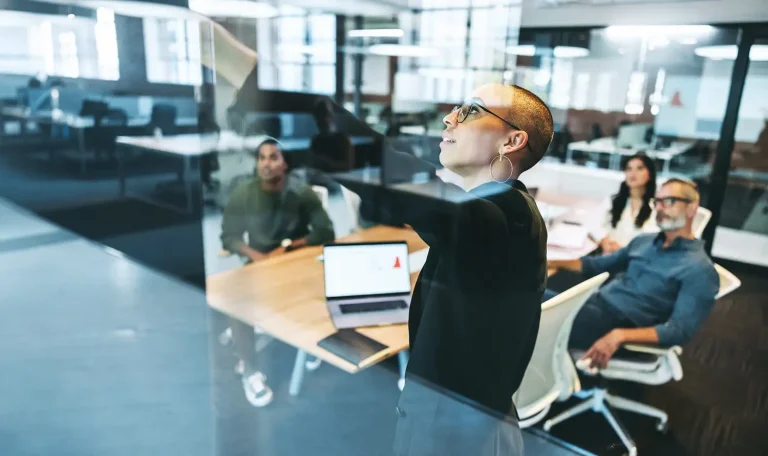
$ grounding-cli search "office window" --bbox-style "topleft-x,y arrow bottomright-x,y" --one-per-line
256,14 -> 336,95
144,17 -> 202,85
0,11 -> 119,80
57,31 -> 79,78
394,5 -> 522,104
94,8 -> 119,81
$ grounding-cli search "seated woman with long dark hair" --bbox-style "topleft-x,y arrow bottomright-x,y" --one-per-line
589,154 -> 659,254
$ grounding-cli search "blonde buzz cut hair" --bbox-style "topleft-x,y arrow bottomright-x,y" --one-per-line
504,85 -> 554,172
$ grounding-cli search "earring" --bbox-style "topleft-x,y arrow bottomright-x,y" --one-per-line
489,152 -> 514,183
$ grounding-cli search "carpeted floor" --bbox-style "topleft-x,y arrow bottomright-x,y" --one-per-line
543,260 -> 768,456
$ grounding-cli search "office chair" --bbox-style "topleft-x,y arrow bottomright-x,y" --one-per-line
340,185 -> 362,234
514,273 -> 610,428
543,263 -> 741,456
149,104 -> 177,135
692,206 -> 712,239
93,108 -> 128,161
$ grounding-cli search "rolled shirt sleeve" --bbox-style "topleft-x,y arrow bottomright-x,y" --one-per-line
580,241 -> 631,277
220,184 -> 249,253
654,263 -> 720,346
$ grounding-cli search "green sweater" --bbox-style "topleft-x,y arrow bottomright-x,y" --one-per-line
221,176 -> 335,254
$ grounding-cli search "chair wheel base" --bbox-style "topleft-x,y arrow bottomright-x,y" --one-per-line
656,420 -> 669,433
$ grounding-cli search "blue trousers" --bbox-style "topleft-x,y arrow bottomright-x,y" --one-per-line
543,290 -> 634,349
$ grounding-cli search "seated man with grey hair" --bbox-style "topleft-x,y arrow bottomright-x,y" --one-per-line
549,178 -> 719,369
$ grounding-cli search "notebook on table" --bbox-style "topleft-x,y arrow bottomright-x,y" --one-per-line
317,329 -> 390,367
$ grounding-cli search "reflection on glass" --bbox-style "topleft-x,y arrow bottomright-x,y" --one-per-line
144,17 -> 202,85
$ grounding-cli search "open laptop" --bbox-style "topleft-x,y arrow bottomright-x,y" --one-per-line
323,242 -> 412,329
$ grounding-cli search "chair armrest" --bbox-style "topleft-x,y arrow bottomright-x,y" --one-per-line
623,344 -> 682,356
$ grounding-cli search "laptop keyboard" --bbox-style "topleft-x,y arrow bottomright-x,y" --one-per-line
339,300 -> 408,315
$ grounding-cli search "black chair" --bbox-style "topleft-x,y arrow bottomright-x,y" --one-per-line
95,108 -> 128,160
79,100 -> 111,156
149,104 -> 177,135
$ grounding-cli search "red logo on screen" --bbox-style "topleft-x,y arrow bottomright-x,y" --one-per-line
394,257 -> 401,269
671,91 -> 683,107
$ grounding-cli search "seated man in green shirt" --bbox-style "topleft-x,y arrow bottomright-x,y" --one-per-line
220,138 -> 335,407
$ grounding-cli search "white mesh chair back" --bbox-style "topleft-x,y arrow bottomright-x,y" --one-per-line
340,185 -> 362,232
692,206 -> 712,238
311,185 -> 330,211
714,263 -> 741,299
514,272 -> 609,426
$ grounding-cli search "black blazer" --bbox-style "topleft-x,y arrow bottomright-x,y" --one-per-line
402,179 -> 547,417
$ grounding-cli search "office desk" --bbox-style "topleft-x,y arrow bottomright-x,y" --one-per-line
116,132 -> 262,215
1,106 -> 197,129
117,133 -> 377,214
567,138 -> 693,175
1,106 -> 198,174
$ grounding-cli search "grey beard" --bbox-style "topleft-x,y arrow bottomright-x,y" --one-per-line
659,217 -> 686,231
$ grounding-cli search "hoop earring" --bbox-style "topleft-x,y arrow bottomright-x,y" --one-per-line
489,153 -> 514,183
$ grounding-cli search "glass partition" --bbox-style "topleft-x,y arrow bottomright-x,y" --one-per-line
712,36 -> 768,266
1,2 -> 764,456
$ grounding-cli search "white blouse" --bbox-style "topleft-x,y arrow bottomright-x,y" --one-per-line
589,197 -> 659,247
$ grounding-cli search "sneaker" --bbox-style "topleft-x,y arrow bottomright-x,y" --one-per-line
254,334 -> 273,353
242,372 -> 273,408
305,356 -> 322,371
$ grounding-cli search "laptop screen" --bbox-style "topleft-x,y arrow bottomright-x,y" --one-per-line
323,242 -> 411,299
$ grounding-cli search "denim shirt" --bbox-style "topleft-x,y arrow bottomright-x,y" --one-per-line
581,233 -> 719,346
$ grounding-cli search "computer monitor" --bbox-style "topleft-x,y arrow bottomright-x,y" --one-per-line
323,242 -> 411,299
616,123 -> 651,148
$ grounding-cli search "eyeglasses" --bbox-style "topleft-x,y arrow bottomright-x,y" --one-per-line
652,196 -> 692,208
451,102 -> 522,131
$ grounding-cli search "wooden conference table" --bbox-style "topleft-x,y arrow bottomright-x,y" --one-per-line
207,189 -> 595,395
207,225 -> 425,375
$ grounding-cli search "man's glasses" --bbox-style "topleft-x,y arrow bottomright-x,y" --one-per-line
451,102 -> 522,131
652,196 -> 692,208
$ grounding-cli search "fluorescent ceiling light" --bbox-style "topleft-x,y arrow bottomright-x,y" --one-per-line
369,44 -> 437,58
505,45 -> 588,58
694,44 -> 768,61
189,0 -> 278,18
605,25 -> 714,38
349,28 -> 404,38
505,44 -> 536,56
553,46 -> 589,58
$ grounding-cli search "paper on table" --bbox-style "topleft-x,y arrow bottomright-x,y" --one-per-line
547,223 -> 588,249
536,201 -> 570,222
547,248 -> 582,261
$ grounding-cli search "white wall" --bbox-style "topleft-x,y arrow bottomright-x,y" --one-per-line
521,0 -> 768,27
